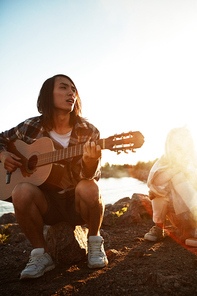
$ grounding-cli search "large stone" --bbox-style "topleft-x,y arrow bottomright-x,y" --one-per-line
0,213 -> 16,224
44,222 -> 88,265
118,193 -> 152,224
102,194 -> 152,226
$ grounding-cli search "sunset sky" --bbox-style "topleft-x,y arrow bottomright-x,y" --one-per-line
1,0 -> 197,166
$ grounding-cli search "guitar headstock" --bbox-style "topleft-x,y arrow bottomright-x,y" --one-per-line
98,131 -> 144,154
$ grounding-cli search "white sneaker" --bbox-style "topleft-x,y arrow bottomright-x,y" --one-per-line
20,248 -> 55,280
144,226 -> 163,242
88,236 -> 108,269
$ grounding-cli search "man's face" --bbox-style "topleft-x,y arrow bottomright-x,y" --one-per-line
53,76 -> 77,113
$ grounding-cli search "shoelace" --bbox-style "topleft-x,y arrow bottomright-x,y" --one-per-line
89,242 -> 103,258
26,255 -> 46,267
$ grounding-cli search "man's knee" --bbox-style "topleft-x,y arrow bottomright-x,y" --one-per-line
76,180 -> 101,207
12,182 -> 48,216
12,182 -> 38,208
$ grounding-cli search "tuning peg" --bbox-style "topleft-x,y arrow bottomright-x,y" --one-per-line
117,151 -> 121,155
124,150 -> 128,154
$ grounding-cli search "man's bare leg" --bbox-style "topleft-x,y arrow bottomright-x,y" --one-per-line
12,182 -> 49,252
75,179 -> 108,268
12,182 -> 55,279
75,179 -> 104,236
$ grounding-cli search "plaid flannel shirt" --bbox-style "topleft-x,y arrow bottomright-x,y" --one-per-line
0,115 -> 101,191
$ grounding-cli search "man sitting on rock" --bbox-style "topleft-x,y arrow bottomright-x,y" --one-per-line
0,74 -> 108,279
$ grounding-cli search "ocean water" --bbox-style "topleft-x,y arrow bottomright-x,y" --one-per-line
0,177 -> 148,217
99,177 -> 148,205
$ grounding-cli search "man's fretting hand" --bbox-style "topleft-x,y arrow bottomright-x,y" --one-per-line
82,141 -> 101,168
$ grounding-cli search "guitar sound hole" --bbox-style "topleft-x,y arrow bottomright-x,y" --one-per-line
28,155 -> 38,171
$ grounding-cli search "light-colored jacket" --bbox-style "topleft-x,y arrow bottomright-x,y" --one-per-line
148,155 -> 197,215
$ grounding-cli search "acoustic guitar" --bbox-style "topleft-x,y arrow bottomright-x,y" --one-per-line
0,131 -> 144,201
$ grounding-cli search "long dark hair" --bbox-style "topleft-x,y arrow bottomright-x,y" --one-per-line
37,74 -> 82,130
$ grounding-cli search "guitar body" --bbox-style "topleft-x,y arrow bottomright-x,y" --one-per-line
0,137 -> 57,201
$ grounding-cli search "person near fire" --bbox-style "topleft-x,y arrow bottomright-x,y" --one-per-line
144,127 -> 197,246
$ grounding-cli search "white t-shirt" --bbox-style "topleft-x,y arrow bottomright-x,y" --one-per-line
49,129 -> 72,148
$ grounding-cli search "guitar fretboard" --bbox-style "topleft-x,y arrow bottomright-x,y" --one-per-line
27,133 -> 135,168
36,143 -> 85,167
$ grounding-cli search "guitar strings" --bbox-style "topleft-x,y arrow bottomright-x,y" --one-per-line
34,144 -> 85,167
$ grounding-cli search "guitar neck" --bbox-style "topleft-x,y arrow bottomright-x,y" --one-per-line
37,139 -> 104,167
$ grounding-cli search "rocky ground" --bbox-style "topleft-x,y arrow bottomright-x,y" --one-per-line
1,194 -> 197,296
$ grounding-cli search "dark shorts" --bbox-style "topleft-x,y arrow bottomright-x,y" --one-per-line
42,189 -> 86,227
